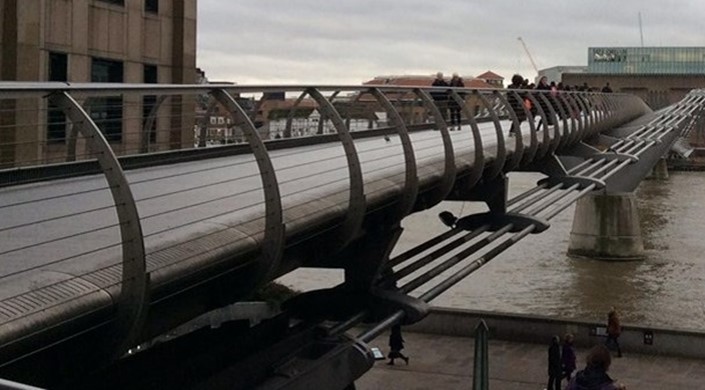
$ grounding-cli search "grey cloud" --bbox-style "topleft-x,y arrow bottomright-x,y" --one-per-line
198,0 -> 705,84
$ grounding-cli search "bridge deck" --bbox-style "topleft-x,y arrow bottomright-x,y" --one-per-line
0,120 -> 539,349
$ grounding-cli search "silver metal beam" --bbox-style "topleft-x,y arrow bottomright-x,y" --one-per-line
47,91 -> 148,359
210,88 -> 285,283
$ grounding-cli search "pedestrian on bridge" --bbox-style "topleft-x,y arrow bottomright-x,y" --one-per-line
507,74 -> 528,135
534,76 -> 553,132
448,73 -> 464,130
431,72 -> 449,123
387,324 -> 409,365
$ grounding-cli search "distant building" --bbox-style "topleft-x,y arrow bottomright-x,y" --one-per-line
475,71 -> 505,88
538,66 -> 588,84
560,47 -> 705,109
0,0 -> 197,167
587,47 -> 705,74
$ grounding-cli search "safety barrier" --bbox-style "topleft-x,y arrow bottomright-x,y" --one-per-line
0,82 -> 656,374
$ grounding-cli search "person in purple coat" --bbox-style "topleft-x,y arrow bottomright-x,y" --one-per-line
567,345 -> 626,390
562,333 -> 577,382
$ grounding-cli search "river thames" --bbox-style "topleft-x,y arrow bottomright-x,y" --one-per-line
278,171 -> 705,330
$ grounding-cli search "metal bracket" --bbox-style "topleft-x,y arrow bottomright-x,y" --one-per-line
283,286 -> 429,326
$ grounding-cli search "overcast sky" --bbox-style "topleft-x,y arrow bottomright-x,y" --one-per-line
197,0 -> 705,85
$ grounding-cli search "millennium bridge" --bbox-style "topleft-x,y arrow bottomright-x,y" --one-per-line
0,82 -> 702,389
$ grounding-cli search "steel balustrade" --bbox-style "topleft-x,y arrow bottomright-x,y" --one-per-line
0,82 -> 681,375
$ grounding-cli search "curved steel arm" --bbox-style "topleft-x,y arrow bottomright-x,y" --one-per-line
141,95 -> 168,153
370,88 -> 419,218
493,90 -> 525,171
536,93 -> 561,156
518,91 -> 542,164
210,88 -> 285,282
561,94 -> 582,147
284,91 -> 309,138
48,91 -> 148,358
307,87 -> 366,246
450,90 -> 485,188
475,91 -> 506,179
415,88 -> 456,204
552,92 -> 571,151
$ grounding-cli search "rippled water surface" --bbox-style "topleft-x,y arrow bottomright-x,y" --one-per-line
278,172 -> 705,330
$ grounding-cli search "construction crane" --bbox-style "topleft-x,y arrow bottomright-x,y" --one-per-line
517,37 -> 539,75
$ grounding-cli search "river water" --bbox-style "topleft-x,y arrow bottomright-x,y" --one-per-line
278,171 -> 705,331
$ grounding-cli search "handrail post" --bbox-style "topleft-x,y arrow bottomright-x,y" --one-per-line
473,319 -> 490,390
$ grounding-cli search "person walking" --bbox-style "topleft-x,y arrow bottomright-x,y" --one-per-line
506,74 -> 527,136
534,76 -> 553,131
448,73 -> 464,130
547,335 -> 562,390
387,324 -> 409,365
431,72 -> 449,123
562,333 -> 577,383
566,345 -> 626,390
606,307 -> 623,357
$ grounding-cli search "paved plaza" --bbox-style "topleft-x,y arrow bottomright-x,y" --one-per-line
356,330 -> 705,389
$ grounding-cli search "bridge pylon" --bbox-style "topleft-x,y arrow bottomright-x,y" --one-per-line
568,192 -> 645,261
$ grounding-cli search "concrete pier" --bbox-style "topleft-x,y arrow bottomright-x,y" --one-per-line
648,158 -> 669,180
568,192 -> 644,260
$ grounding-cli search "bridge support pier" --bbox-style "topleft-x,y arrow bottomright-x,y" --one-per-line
568,192 -> 644,261
647,158 -> 669,180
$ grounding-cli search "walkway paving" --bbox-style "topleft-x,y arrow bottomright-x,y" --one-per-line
356,330 -> 705,389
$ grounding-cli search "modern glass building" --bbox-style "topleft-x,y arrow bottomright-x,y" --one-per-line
588,47 -> 705,74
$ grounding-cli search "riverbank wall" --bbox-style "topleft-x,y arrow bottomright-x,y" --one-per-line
407,307 -> 705,359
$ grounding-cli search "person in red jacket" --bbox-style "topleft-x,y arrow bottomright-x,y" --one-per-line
606,306 -> 622,357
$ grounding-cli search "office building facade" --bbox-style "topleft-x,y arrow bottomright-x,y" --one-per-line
0,0 -> 197,167
562,47 -> 705,110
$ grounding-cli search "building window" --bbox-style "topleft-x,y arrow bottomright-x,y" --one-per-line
47,52 -> 68,143
98,0 -> 124,5
145,0 -> 158,13
143,64 -> 158,145
91,58 -> 124,142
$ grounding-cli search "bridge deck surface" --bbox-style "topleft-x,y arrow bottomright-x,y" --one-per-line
357,329 -> 704,389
